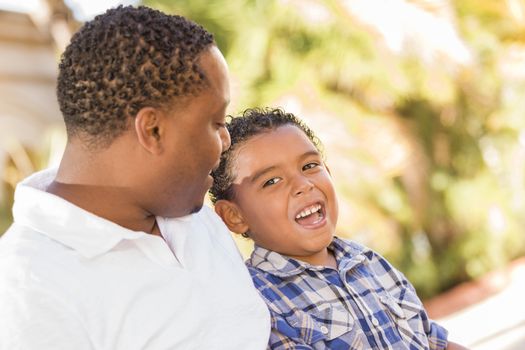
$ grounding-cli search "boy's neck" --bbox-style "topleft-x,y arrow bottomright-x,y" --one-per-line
325,250 -> 338,269
290,249 -> 337,269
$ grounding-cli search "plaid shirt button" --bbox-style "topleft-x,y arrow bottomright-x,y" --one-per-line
372,317 -> 379,327
320,326 -> 329,334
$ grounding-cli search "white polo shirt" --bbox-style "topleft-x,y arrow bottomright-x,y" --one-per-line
0,169 -> 270,350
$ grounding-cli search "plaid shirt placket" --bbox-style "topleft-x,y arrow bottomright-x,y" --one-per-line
247,237 -> 448,350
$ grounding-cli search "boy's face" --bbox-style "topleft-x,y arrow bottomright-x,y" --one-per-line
223,125 -> 338,265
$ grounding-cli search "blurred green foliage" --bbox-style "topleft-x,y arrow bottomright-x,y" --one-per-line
143,0 -> 525,298
2,0 -> 525,299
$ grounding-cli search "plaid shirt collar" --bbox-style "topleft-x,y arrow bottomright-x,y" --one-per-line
248,236 -> 372,277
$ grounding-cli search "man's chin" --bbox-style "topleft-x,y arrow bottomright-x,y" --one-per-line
160,202 -> 203,218
189,204 -> 203,214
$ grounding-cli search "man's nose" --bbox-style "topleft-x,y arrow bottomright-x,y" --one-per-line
220,126 -> 231,152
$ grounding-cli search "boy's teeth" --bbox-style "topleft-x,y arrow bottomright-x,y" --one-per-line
295,204 -> 322,219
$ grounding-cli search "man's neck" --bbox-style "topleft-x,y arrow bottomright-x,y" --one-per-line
47,136 -> 161,235
46,181 -> 158,235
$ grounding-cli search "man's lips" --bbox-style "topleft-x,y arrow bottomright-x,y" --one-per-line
209,161 -> 221,178
212,159 -> 222,172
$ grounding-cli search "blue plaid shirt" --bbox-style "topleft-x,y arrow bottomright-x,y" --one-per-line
247,237 -> 448,350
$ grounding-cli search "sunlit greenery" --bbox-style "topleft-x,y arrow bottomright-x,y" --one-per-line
143,0 -> 525,298
2,0 -> 525,299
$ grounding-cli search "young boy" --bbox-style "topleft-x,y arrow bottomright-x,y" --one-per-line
210,108 -> 468,349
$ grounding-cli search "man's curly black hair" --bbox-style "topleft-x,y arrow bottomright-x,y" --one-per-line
57,5 -> 214,147
209,107 -> 323,204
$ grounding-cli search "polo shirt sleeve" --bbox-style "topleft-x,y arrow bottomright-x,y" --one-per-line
0,284 -> 93,350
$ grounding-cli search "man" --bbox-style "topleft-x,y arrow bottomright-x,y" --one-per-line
0,6 -> 270,349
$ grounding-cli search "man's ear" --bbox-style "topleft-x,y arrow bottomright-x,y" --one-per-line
134,107 -> 164,154
214,199 -> 249,235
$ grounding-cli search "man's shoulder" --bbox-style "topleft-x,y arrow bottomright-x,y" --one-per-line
161,206 -> 244,265
163,206 -> 226,230
0,224 -> 72,286
1,224 -> 60,258
195,206 -> 238,245
196,205 -> 227,228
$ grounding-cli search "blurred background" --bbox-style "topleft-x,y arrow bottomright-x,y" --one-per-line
1,0 -> 524,348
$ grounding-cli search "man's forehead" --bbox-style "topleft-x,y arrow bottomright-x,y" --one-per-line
198,46 -> 229,92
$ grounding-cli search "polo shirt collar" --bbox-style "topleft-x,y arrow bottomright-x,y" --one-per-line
248,236 -> 371,277
12,168 -> 154,259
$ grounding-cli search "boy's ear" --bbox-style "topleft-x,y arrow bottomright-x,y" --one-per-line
134,107 -> 165,155
214,200 -> 249,235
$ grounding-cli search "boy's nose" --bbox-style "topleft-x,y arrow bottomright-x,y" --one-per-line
220,126 -> 231,152
292,176 -> 314,196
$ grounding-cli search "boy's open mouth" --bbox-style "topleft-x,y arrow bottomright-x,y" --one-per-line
294,202 -> 325,226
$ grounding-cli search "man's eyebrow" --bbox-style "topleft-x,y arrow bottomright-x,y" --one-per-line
214,100 -> 229,116
250,166 -> 278,184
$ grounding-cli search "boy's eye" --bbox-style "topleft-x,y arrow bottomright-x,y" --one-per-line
303,162 -> 319,171
263,177 -> 281,188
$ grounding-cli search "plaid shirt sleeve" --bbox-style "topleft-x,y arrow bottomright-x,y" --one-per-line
372,252 -> 449,350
